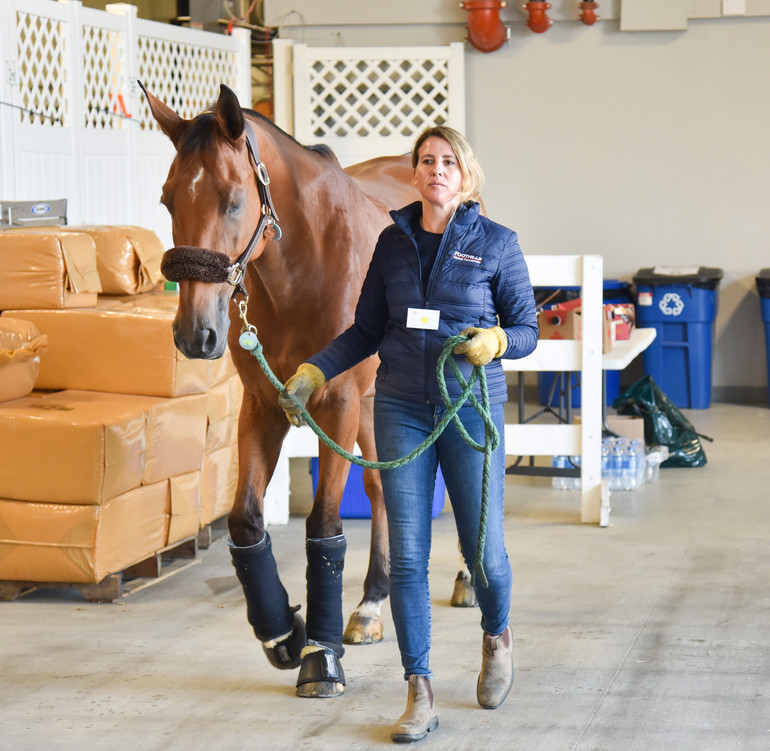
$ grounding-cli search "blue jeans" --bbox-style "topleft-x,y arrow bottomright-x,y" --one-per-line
374,394 -> 512,679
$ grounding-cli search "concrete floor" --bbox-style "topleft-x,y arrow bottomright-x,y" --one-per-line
1,401 -> 769,751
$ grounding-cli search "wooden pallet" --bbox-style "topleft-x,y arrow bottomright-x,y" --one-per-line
0,534 -> 203,603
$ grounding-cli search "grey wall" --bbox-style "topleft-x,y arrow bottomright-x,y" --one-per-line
268,3 -> 769,400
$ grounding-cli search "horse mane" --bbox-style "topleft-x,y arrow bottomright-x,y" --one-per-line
178,104 -> 337,163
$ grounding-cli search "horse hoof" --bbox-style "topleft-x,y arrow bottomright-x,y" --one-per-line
262,612 -> 307,670
343,608 -> 384,645
295,648 -> 346,698
450,572 -> 478,608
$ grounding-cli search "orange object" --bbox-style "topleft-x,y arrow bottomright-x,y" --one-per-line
460,1 -> 510,52
522,1 -> 552,33
579,1 -> 600,25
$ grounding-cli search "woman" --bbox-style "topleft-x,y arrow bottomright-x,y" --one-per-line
279,126 -> 538,743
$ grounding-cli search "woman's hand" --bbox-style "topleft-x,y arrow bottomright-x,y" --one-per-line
278,363 -> 326,426
454,326 -> 507,366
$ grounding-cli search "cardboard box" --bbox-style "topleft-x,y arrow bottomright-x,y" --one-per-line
538,306 -> 613,354
43,390 -> 208,486
200,442 -> 238,527
49,225 -> 165,295
0,228 -> 101,309
168,471 -> 202,545
0,317 -> 47,403
205,374 -> 243,454
606,303 -> 636,341
2,295 -> 210,397
0,391 -> 147,504
0,482 -> 168,583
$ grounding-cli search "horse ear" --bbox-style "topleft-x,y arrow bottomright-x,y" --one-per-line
138,80 -> 187,148
215,84 -> 245,142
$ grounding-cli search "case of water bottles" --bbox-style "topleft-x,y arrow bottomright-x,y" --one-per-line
551,439 -> 669,491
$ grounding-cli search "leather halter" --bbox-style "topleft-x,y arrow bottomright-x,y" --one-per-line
159,119 -> 282,301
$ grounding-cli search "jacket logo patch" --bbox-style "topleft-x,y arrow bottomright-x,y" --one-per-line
453,251 -> 482,264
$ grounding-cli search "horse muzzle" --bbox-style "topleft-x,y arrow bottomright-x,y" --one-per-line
161,245 -> 233,284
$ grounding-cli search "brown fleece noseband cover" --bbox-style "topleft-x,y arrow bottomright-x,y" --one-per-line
161,246 -> 231,283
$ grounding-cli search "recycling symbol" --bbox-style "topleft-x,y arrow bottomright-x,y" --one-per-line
659,292 -> 684,316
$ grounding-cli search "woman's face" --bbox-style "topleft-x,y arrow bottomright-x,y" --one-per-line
413,136 -> 464,211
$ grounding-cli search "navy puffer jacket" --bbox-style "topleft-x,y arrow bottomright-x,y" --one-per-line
308,201 -> 538,405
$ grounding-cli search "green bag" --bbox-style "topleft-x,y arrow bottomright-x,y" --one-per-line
612,375 -> 708,468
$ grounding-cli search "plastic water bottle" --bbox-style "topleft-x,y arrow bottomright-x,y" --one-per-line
622,442 -> 637,490
567,455 -> 581,490
609,440 -> 625,491
601,441 -> 610,480
630,440 -> 646,488
551,455 -> 567,490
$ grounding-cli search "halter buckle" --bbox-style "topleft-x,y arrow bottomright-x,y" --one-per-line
227,263 -> 245,288
257,161 -> 270,186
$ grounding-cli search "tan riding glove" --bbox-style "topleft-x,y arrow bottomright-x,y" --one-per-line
279,363 -> 326,427
454,326 -> 508,366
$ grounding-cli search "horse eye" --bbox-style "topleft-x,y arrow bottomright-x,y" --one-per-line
227,201 -> 243,216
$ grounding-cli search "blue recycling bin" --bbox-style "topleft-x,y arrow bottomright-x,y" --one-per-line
757,269 -> 770,407
535,280 -> 631,408
633,267 -> 723,409
310,459 -> 445,519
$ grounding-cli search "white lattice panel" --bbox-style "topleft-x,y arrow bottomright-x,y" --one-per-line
137,35 -> 240,130
286,42 -> 466,167
308,56 -> 450,138
0,0 -> 251,248
82,24 -> 128,130
15,9 -> 68,127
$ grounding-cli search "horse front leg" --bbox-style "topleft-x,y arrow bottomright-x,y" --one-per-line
295,401 -> 359,698
344,395 -> 389,645
227,395 -> 307,670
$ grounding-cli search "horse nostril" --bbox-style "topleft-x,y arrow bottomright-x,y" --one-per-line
198,326 -> 221,358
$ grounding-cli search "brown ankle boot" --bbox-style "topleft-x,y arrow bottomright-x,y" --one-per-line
391,674 -> 439,743
477,625 -> 514,709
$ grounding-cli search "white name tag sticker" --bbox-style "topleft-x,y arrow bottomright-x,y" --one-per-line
407,307 -> 440,330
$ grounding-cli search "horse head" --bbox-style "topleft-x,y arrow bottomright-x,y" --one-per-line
141,83 -> 279,360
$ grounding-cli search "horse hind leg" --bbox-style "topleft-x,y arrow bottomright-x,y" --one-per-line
343,470 -> 388,644
344,408 -> 389,645
229,533 -> 307,669
451,548 -> 479,608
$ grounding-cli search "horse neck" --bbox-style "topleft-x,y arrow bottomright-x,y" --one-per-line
250,120 -> 352,287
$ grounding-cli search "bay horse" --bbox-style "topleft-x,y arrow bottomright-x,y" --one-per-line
141,83 -> 421,698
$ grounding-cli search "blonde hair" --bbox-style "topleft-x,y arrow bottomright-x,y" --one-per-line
411,125 -> 485,203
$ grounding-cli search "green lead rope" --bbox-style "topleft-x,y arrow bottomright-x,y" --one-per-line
239,330 -> 499,588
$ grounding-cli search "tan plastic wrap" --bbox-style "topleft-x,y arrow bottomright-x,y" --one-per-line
1,293 -> 209,397
168,471 -> 202,545
200,442 -> 238,527
0,391 -> 146,504
205,374 -> 243,454
0,228 -> 101,309
0,317 -> 47,402
0,483 -> 168,583
35,389 -> 208,486
48,225 -> 165,295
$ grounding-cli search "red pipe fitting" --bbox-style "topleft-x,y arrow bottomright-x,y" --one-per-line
460,1 -> 510,53
522,2 -> 552,34
579,1 -> 600,25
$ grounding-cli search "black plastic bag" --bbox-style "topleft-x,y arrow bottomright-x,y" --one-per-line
612,375 -> 708,467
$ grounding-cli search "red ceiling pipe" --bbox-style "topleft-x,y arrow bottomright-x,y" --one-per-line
579,1 -> 600,25
522,2 -> 552,33
460,1 -> 510,53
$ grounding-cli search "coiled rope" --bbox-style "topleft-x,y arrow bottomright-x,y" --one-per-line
236,300 -> 499,588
